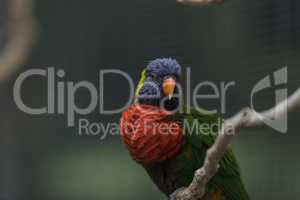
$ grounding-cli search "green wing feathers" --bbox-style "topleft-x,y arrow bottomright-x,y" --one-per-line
174,107 -> 250,200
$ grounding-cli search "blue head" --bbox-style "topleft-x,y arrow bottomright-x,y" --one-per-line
137,58 -> 182,110
146,58 -> 181,79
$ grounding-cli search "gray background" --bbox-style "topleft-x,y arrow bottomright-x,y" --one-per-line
0,0 -> 300,200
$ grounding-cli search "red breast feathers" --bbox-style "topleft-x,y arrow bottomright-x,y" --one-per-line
120,104 -> 184,164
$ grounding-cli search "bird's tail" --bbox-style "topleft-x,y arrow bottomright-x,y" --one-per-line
219,175 -> 250,200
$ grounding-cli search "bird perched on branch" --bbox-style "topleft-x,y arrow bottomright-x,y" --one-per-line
119,58 -> 250,200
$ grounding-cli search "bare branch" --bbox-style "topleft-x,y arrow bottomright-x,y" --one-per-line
177,0 -> 225,6
172,88 -> 300,200
0,0 -> 37,81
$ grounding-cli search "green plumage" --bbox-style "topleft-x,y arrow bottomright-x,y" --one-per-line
144,107 -> 250,200
136,68 -> 250,199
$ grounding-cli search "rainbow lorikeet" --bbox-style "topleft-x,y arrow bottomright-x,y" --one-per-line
119,58 -> 250,200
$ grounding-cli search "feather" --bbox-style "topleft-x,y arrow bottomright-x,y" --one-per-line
135,68 -> 146,102
176,107 -> 250,200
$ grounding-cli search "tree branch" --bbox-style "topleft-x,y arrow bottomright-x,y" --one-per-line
177,0 -> 225,6
0,0 -> 37,81
171,88 -> 300,200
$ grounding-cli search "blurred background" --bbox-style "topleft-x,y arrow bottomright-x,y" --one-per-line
0,0 -> 300,200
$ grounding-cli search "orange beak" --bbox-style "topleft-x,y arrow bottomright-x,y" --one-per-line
162,77 -> 176,99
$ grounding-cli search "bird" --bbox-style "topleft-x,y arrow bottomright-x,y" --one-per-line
119,58 -> 250,200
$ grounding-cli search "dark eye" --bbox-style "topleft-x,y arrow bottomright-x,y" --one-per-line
155,75 -> 163,83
